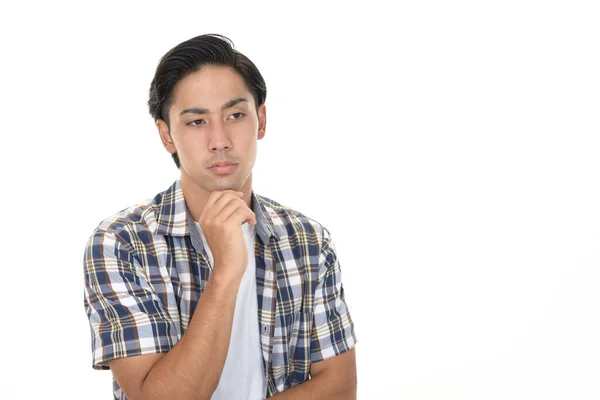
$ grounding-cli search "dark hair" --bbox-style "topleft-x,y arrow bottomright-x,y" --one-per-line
148,34 -> 267,168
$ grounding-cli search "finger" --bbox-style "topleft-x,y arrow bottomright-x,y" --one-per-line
210,192 -> 245,217
213,196 -> 254,225
228,207 -> 257,226
204,190 -> 226,212
244,209 -> 257,226
213,198 -> 246,225
205,190 -> 243,217
222,198 -> 255,225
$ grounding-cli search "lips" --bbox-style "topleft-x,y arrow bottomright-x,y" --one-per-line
209,162 -> 238,175
209,161 -> 236,168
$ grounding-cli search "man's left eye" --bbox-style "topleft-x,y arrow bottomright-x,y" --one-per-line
228,112 -> 244,120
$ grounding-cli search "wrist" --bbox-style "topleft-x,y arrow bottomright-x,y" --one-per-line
209,268 -> 243,289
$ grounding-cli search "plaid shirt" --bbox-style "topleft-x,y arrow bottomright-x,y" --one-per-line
83,178 -> 357,399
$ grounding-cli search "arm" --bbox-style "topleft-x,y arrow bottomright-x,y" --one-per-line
269,348 -> 357,399
109,271 -> 241,400
84,227 -> 241,400
272,227 -> 358,399
84,190 -> 255,400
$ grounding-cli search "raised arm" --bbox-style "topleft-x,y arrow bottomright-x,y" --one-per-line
108,272 -> 242,400
84,190 -> 256,400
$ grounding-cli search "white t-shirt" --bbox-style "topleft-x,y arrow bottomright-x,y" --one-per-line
194,221 -> 267,400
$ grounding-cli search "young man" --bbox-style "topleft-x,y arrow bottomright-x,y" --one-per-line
83,34 -> 357,400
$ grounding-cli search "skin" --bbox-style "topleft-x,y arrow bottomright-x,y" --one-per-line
108,65 -> 356,399
157,65 -> 264,217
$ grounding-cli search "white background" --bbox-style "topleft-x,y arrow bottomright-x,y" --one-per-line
1,0 -> 599,399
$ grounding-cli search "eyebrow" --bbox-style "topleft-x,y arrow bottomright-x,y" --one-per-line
179,97 -> 248,116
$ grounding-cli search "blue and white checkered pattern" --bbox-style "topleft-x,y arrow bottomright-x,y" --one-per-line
83,178 -> 356,398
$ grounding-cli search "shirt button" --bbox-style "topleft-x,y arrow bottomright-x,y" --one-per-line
266,271 -> 274,280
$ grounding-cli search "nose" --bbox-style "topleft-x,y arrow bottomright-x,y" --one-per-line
207,120 -> 232,152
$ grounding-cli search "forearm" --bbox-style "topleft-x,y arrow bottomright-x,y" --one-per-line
139,272 -> 240,400
269,370 -> 356,400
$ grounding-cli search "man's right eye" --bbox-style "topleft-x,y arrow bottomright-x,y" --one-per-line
187,119 -> 205,126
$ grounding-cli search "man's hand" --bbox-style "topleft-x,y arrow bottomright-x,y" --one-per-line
107,191 -> 257,400
198,190 -> 257,282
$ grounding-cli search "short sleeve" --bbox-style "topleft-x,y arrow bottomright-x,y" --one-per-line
83,229 -> 178,370
310,227 -> 357,363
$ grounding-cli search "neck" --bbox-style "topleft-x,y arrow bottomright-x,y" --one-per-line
180,171 -> 253,222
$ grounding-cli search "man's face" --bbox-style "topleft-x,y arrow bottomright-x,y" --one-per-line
158,65 -> 266,193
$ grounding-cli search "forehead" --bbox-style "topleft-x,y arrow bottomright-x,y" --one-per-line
171,65 -> 254,109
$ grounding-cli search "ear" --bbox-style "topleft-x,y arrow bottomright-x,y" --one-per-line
157,120 -> 177,154
257,104 -> 267,140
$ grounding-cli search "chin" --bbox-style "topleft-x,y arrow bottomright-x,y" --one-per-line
212,178 -> 241,190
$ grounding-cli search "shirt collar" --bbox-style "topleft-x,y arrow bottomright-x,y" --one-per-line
154,178 -> 280,245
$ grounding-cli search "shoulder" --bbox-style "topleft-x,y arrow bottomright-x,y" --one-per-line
255,193 -> 333,246
87,191 -> 164,250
